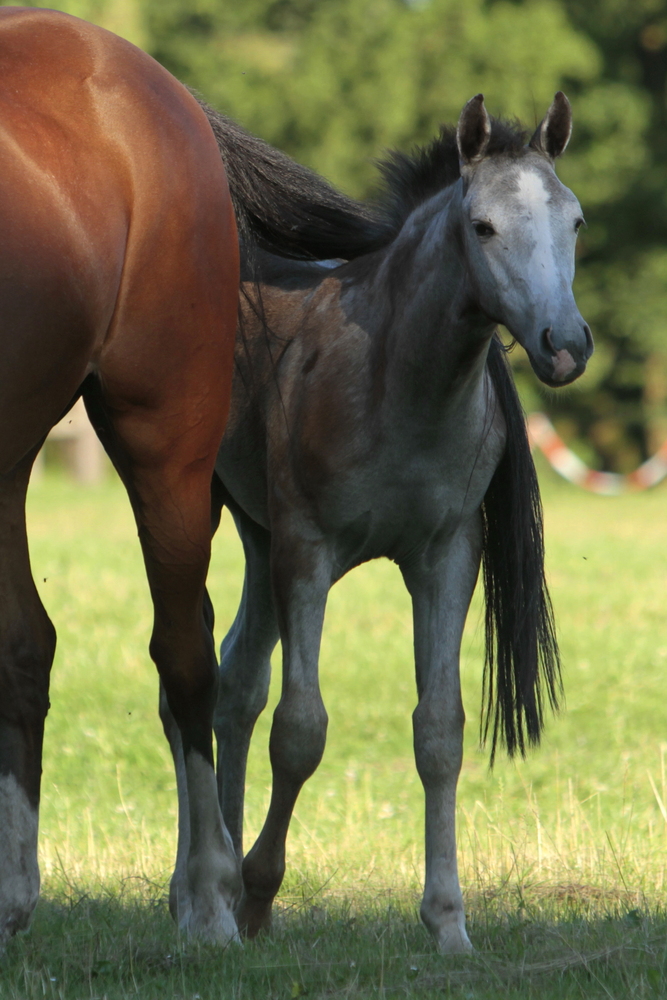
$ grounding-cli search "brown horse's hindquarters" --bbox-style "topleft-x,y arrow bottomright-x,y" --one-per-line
0,260 -> 114,475
0,6 -> 243,947
0,152 -> 127,473
0,5 -> 236,474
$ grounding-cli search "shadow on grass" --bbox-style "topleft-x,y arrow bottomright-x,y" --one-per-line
2,876 -> 667,999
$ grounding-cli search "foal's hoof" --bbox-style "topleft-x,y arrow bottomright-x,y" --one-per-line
169,877 -> 192,928
421,905 -> 473,954
186,900 -> 241,946
235,892 -> 273,939
0,910 -> 32,955
435,925 -> 473,954
172,886 -> 241,946
179,906 -> 243,948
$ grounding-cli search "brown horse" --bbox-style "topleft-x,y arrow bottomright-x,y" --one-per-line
0,7 -> 386,949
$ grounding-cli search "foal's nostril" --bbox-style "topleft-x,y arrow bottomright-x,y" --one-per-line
541,326 -> 554,353
583,323 -> 593,356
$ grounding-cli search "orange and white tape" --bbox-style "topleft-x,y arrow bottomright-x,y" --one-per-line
527,412 -> 667,495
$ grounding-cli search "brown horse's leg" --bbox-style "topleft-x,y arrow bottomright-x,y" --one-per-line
160,482 -> 278,903
157,477 -> 229,923
84,383 -> 240,943
157,681 -> 192,925
214,500 -> 278,858
0,448 -> 57,950
236,527 -> 330,937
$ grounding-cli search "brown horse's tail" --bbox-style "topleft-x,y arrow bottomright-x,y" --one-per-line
480,335 -> 562,763
196,98 -> 391,264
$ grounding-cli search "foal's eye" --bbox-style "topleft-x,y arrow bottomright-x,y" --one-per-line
574,218 -> 585,234
473,221 -> 495,238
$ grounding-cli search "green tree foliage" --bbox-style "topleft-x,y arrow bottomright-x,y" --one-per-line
142,0 -> 597,192
10,0 -> 146,45
550,0 -> 667,469
7,0 -> 667,470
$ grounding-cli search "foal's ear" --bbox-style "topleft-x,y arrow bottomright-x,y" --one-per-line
457,94 -> 491,166
529,92 -> 572,160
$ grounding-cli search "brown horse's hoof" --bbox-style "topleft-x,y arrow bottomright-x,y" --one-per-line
235,892 -> 274,939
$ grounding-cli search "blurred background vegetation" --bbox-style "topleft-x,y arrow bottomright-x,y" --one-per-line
11,0 -> 667,471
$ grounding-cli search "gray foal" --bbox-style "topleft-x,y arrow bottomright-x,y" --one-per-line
170,93 -> 592,953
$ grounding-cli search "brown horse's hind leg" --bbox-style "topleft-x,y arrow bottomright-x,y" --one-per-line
157,680 -> 193,926
158,486 -> 279,914
0,448 -> 56,950
84,382 -> 241,943
157,483 -> 227,925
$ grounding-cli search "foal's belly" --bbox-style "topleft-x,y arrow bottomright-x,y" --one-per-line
321,449 -> 497,573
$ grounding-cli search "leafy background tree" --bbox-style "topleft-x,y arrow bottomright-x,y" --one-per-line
9,0 -> 667,470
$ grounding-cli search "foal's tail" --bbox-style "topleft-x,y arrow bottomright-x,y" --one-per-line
196,98 -> 391,265
480,336 -> 561,763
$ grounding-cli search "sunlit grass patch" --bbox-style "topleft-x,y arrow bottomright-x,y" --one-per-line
7,467 -> 667,996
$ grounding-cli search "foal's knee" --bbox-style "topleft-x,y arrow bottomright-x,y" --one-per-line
412,696 -> 465,788
216,657 -> 271,732
270,690 -> 328,785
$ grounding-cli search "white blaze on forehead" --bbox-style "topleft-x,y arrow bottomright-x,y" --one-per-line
515,168 -> 555,282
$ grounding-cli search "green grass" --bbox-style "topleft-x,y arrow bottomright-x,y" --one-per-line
2,462 -> 667,997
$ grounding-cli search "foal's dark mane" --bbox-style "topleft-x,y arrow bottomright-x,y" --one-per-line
374,120 -> 527,238
197,97 -> 528,266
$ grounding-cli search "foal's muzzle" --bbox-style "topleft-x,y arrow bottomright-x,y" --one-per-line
526,319 -> 593,388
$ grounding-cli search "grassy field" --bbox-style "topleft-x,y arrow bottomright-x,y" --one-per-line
1,461 -> 667,998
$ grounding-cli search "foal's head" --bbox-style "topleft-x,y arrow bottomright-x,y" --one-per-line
456,93 -> 592,386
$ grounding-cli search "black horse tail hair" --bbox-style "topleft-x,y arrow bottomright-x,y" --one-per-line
195,97 -> 392,267
480,335 -> 562,764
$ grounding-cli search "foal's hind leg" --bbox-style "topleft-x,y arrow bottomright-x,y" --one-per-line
401,518 -> 482,954
236,529 -> 330,937
0,448 -> 56,949
85,380 -> 240,944
213,499 -> 279,858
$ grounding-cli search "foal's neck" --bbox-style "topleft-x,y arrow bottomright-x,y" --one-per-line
342,182 -> 495,422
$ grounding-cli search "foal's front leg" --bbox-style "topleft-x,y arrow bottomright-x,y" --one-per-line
214,505 -> 279,859
401,517 -> 482,953
236,527 -> 330,937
